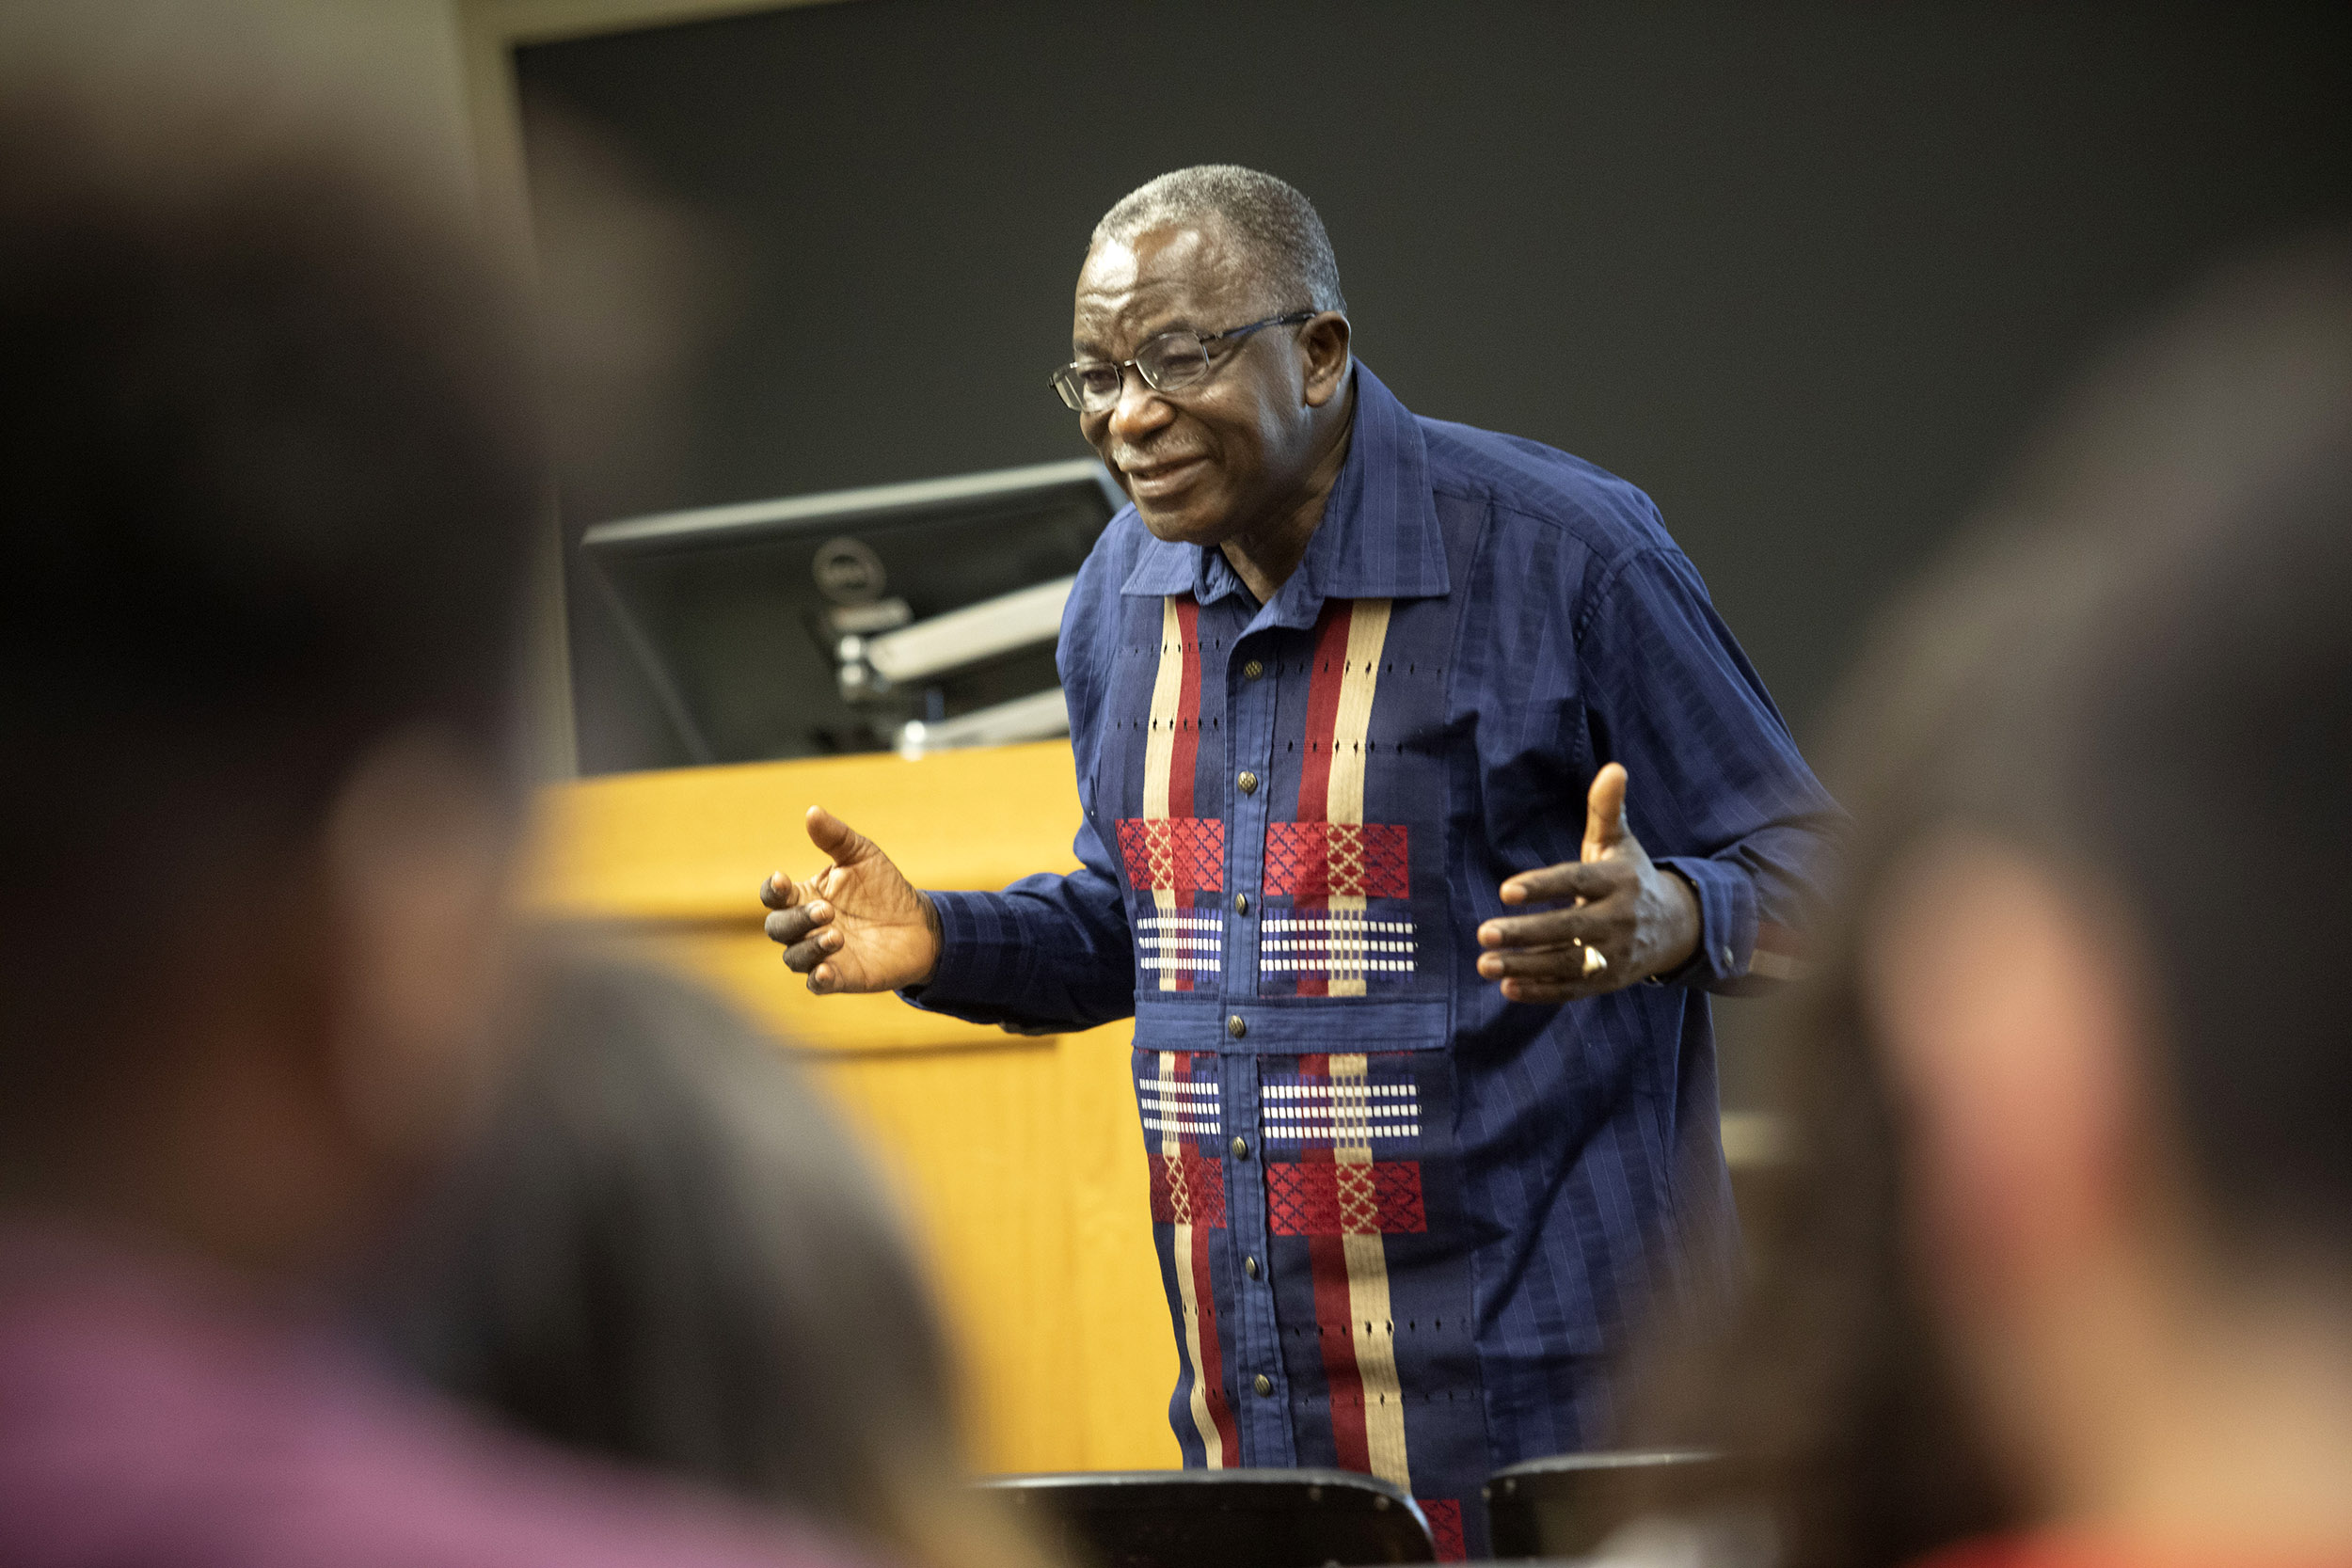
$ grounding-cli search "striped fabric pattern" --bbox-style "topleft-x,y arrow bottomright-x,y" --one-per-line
1261,1080 -> 1421,1142
1319,1052 -> 1413,1486
1290,600 -> 1394,997
1258,912 -> 1417,977
1138,1074 -> 1222,1136
1136,911 -> 1224,976
1151,1050 -> 1235,1465
1139,598 -> 1214,993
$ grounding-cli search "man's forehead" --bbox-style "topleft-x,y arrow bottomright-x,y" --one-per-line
1073,221 -> 1250,345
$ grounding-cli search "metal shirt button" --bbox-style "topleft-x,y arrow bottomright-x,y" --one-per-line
1254,1373 -> 1274,1398
1244,1256 -> 1261,1279
1231,1135 -> 1249,1159
1227,1014 -> 1247,1039
1233,893 -> 1249,916
1237,769 -> 1259,795
1243,659 -> 1264,680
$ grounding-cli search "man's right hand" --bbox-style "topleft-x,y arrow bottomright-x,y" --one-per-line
760,806 -> 942,994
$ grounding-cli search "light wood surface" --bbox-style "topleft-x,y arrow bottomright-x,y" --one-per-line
525,742 -> 1180,1471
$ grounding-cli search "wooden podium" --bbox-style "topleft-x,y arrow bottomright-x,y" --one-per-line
525,740 -> 1179,1473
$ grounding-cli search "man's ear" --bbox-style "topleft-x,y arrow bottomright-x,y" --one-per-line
1865,834 -> 2147,1323
1300,311 -> 1352,407
322,727 -> 521,1169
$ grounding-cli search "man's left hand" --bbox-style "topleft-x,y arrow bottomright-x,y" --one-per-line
1475,763 -> 1701,1004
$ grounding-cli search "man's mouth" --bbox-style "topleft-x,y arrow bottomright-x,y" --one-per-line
1121,455 -> 1207,499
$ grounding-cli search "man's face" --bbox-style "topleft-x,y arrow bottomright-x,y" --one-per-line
1072,221 -> 1318,546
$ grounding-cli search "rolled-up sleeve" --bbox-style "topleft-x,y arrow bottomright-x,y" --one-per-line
1577,546 -> 1842,994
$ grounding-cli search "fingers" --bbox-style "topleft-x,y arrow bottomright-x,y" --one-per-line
804,805 -> 872,869
786,937 -> 843,979
1479,932 -> 1626,1005
1478,900 -> 1627,976
1476,937 -> 1616,982
764,896 -> 834,947
1479,899 -> 1621,952
767,902 -> 833,949
758,871 -> 799,911
1500,858 -> 1629,908
775,912 -> 843,977
1583,762 -> 1629,862
1481,870 -> 1633,1001
760,879 -> 846,979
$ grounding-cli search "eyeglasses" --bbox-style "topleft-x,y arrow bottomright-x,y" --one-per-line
1049,310 -> 1317,414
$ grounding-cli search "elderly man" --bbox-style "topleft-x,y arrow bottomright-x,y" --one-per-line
763,165 -> 1838,1558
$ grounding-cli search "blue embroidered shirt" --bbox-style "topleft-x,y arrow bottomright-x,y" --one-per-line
907,364 -> 1838,1559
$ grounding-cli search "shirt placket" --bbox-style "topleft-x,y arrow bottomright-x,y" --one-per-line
1218,606 -> 1294,1465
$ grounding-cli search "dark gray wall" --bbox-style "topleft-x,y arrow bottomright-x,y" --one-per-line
519,0 -> 2350,776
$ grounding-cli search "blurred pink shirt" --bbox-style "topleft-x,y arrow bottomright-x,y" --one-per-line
0,1224 -> 865,1568
1915,1534 -> 2352,1568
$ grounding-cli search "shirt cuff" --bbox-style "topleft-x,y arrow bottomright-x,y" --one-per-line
1652,855 -> 1757,990
898,888 -> 1030,1014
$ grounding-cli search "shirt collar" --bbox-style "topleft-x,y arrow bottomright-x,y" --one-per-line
1118,362 -> 1452,626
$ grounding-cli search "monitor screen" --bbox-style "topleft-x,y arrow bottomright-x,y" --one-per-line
579,460 -> 1125,768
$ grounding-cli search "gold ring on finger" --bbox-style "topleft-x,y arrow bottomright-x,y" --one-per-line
1581,942 -> 1609,977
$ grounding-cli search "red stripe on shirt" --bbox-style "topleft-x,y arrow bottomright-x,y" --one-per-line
1168,599 -> 1201,819
1188,1220 -> 1239,1462
1167,600 -> 1203,991
1292,605 -> 1355,997
1292,1053 -> 1372,1472
1295,602 -> 1353,824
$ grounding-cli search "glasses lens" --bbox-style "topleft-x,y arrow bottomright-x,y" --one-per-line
1068,362 -> 1123,413
1137,333 -> 1211,391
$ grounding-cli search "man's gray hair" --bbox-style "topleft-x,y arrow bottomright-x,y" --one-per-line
1091,164 -> 1346,316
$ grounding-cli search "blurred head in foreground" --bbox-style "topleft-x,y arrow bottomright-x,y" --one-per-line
0,75 -> 873,1568
1629,244 -> 2352,1567
0,84 -> 538,1273
378,957 -> 1042,1568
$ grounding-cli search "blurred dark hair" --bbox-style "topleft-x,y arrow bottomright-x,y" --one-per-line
1619,239 -> 2352,1567
0,87 -> 539,1105
375,956 -> 1043,1568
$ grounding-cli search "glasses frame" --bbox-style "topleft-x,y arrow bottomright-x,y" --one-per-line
1049,309 -> 1319,413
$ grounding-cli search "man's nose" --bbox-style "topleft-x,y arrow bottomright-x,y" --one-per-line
1108,364 -> 1174,444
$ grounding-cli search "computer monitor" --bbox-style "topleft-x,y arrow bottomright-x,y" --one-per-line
578,459 -> 1126,769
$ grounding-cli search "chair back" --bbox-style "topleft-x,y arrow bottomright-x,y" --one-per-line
1482,1449 -> 1723,1558
982,1468 -> 1437,1568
